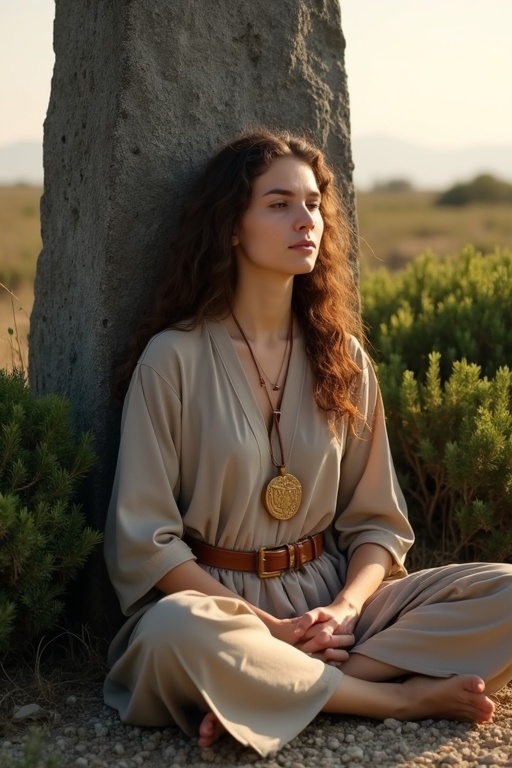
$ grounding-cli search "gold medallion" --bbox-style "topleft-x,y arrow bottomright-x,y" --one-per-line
263,469 -> 302,520
229,312 -> 302,521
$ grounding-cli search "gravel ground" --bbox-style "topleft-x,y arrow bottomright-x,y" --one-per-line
2,682 -> 511,768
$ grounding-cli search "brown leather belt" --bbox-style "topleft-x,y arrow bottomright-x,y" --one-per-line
185,532 -> 324,579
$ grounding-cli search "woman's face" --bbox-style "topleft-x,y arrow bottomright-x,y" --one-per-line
232,155 -> 324,280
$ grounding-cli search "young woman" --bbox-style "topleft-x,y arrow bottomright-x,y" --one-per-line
103,129 -> 512,757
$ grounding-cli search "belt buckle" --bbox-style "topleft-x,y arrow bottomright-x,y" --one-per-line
258,546 -> 283,579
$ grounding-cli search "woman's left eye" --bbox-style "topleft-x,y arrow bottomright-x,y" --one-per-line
307,202 -> 321,211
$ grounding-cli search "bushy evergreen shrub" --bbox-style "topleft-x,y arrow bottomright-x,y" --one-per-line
0,369 -> 102,657
361,247 -> 512,565
0,727 -> 59,767
362,246 -> 512,382
437,173 -> 512,206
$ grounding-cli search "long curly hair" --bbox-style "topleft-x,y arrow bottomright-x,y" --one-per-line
115,128 -> 364,427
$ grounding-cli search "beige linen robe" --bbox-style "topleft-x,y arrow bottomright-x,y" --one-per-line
104,320 -> 512,756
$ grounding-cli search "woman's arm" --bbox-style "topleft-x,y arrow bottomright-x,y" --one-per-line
331,541 -> 393,623
292,543 -> 392,657
292,342 -> 415,661
156,543 -> 393,662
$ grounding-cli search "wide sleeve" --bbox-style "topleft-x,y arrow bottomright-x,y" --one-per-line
104,361 -> 196,616
334,341 -> 415,578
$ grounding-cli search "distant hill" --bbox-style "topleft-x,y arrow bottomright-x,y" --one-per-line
1,136 -> 512,191
352,135 -> 512,191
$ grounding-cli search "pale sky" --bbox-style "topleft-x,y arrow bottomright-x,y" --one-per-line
341,0 -> 512,149
0,0 -> 511,150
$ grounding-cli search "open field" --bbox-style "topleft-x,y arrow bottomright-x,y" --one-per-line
0,185 -> 42,286
356,189 -> 512,273
0,185 -> 41,370
1,184 -> 512,369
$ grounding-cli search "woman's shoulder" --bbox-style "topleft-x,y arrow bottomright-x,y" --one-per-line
129,323 -> 210,397
138,322 -> 206,372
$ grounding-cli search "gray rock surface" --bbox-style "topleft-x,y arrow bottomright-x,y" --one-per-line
29,0 -> 357,635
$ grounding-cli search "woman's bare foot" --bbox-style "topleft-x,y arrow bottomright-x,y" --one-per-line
398,674 -> 495,723
198,712 -> 226,749
325,672 -> 495,724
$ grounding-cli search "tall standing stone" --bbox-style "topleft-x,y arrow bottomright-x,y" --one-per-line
29,0 -> 357,635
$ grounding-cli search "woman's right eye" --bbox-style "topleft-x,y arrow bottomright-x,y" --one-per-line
270,202 -> 287,209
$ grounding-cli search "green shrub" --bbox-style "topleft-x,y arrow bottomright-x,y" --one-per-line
0,369 -> 102,658
377,353 -> 512,564
361,247 -> 512,565
0,728 -> 60,768
437,174 -> 512,206
361,246 -> 512,382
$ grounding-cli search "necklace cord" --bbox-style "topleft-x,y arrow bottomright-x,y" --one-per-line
230,312 -> 293,470
258,332 -> 289,390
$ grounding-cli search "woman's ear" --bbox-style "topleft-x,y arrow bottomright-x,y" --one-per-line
231,233 -> 239,246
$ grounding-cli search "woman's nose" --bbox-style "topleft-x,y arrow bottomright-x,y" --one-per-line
295,206 -> 315,230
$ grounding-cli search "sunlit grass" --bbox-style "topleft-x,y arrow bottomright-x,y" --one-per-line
0,186 -> 39,370
0,185 -> 42,288
357,190 -> 512,273
0,284 -> 29,374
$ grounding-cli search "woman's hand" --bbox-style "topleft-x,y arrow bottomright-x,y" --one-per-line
265,596 -> 360,666
265,615 -> 306,646
293,542 -> 394,665
292,596 -> 360,665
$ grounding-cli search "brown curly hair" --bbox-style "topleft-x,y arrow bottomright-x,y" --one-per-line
115,128 -> 364,427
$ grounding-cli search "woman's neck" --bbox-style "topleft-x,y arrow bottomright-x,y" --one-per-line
230,279 -> 293,343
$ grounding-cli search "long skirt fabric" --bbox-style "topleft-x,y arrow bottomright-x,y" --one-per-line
104,562 -> 512,757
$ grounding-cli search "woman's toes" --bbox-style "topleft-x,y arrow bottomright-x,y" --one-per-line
198,712 -> 225,748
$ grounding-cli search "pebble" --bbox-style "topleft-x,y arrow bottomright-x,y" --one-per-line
383,718 -> 401,729
346,745 -> 364,759
4,684 -> 512,768
478,754 -> 506,765
326,738 -> 341,750
12,703 -> 47,721
437,754 -> 461,765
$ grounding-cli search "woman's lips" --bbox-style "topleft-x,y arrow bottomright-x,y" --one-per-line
290,240 -> 315,250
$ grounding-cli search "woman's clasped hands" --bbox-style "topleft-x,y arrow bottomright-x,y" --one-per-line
268,594 -> 361,667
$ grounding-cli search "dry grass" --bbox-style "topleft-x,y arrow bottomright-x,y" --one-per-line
0,284 -> 30,373
356,190 -> 512,273
0,186 -> 42,288
0,185 -> 39,371
0,627 -> 108,736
